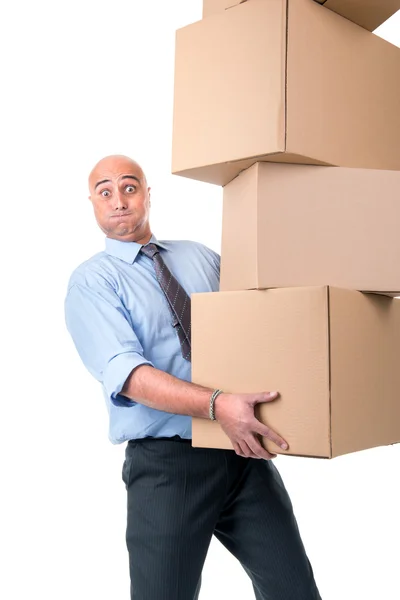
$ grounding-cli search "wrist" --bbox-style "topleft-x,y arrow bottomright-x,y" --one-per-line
212,391 -> 228,421
209,389 -> 224,421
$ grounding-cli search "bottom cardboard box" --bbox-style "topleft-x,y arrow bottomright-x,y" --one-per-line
191,287 -> 400,458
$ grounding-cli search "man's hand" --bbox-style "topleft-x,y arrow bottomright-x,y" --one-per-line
214,391 -> 288,460
121,366 -> 288,460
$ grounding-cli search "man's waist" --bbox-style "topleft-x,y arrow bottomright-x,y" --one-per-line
128,435 -> 191,446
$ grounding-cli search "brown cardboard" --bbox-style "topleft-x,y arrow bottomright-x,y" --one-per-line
172,0 -> 400,186
205,0 -> 400,28
203,0 -> 247,19
314,0 -> 400,32
191,287 -> 400,458
220,163 -> 400,295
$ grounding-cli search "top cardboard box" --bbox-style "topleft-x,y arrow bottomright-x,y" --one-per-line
314,0 -> 400,32
203,0 -> 400,31
172,0 -> 400,186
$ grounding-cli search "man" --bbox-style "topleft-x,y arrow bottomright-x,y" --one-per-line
65,154 -> 321,599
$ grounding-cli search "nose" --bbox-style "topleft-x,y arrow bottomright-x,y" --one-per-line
113,191 -> 128,211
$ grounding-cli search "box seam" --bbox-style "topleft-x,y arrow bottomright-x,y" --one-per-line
284,0 -> 289,152
327,286 -> 333,458
256,164 -> 260,288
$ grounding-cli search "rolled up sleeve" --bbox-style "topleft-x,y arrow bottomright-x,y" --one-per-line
65,276 -> 153,407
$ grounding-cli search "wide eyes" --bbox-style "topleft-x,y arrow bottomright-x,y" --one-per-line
99,185 -> 136,198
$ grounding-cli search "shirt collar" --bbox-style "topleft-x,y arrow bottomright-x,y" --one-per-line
105,234 -> 168,264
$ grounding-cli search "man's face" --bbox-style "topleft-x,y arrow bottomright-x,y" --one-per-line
89,156 -> 152,243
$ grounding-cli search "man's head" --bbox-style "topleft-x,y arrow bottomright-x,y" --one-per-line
88,155 -> 152,243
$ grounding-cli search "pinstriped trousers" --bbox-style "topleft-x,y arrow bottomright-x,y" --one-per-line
122,437 -> 322,600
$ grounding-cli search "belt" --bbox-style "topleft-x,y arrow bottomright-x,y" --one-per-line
128,435 -> 191,445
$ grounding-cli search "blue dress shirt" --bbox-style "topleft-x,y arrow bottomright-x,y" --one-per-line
64,235 -> 220,444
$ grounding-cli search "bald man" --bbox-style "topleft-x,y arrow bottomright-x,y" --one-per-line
65,155 -> 321,600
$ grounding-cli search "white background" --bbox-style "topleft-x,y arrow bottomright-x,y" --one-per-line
1,1 -> 400,598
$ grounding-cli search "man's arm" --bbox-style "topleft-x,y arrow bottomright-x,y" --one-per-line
65,275 -> 288,460
122,365 -> 289,460
122,365 -> 212,418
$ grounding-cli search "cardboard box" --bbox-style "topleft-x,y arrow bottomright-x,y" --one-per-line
220,163 -> 400,295
172,0 -> 400,186
191,287 -> 400,458
203,0 -> 246,19
204,1 -> 400,29
314,0 -> 400,32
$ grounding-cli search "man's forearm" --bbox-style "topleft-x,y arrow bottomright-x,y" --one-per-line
121,365 -> 214,418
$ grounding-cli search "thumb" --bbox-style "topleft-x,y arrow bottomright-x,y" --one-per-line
252,391 -> 280,405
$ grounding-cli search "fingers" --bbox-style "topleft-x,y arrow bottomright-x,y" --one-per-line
252,391 -> 280,406
233,441 -> 256,458
250,391 -> 289,451
246,435 -> 277,460
223,390 -> 287,459
254,421 -> 289,451
233,437 -> 277,460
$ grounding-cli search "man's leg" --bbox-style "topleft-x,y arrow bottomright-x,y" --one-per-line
122,438 -> 227,600
214,455 -> 322,600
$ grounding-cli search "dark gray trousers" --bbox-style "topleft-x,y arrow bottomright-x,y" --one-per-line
122,437 -> 322,600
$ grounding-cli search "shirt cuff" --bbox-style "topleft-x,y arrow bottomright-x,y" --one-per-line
103,351 -> 154,407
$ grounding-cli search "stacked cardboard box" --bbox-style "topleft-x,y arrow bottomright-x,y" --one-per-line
202,0 -> 400,31
172,0 -> 400,185
171,0 -> 400,458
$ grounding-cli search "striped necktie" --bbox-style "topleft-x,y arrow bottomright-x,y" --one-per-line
140,243 -> 191,362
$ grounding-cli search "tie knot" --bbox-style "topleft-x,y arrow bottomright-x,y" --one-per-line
140,243 -> 159,259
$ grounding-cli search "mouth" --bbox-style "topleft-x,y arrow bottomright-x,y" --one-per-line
110,212 -> 132,219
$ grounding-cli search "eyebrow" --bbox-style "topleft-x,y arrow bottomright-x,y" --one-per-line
94,175 -> 141,191
121,175 -> 140,184
94,179 -> 110,190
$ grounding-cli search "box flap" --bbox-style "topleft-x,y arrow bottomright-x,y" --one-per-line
317,0 -> 400,32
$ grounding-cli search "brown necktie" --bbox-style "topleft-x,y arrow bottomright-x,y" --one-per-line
140,243 -> 191,362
